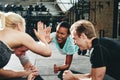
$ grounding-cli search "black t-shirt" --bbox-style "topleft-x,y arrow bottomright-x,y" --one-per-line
90,38 -> 120,80
0,41 -> 12,68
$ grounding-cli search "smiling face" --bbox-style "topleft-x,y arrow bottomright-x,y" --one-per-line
71,30 -> 88,51
70,20 -> 97,50
14,46 -> 28,56
56,26 -> 69,44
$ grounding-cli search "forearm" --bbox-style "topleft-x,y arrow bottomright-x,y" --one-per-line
58,64 -> 70,71
63,73 -> 91,80
75,73 -> 91,79
0,69 -> 27,79
38,40 -> 49,47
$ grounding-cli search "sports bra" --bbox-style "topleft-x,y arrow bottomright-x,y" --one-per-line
0,41 -> 12,68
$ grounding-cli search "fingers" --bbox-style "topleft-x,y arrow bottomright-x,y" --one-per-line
25,65 -> 38,73
46,27 -> 51,34
47,27 -> 52,31
63,70 -> 69,75
54,64 -> 58,73
35,21 -> 51,41
54,64 -> 56,67
33,29 -> 37,36
63,70 -> 71,76
37,21 -> 44,32
44,24 -> 46,29
28,72 -> 38,80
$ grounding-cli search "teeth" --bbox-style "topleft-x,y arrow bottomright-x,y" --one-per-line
58,38 -> 62,40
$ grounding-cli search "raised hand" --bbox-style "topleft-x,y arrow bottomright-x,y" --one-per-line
33,21 -> 46,42
45,26 -> 52,43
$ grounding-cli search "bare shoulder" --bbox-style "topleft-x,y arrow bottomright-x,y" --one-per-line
8,30 -> 34,46
16,31 -> 35,43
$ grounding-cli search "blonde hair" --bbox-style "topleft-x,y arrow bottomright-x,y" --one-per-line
0,11 -> 26,31
0,12 -> 5,30
70,20 -> 96,39
5,12 -> 26,31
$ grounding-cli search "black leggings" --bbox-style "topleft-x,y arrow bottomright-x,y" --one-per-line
2,75 -> 44,80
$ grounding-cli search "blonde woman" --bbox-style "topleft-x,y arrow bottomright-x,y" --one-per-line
0,11 -> 51,80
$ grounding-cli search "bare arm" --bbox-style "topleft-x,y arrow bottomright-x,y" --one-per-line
17,52 -> 38,73
54,55 -> 73,73
0,68 -> 33,79
17,22 -> 51,57
20,33 -> 51,57
1,51 -> 38,79
91,67 -> 106,80
63,67 -> 106,80
0,56 -> 38,79
63,70 -> 91,80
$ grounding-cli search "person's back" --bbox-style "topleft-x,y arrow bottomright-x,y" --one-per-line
0,28 -> 25,48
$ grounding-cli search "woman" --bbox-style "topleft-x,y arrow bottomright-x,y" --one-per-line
48,21 -> 79,80
0,11 -> 51,79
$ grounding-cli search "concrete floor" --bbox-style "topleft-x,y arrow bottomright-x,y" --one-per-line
4,43 -> 91,80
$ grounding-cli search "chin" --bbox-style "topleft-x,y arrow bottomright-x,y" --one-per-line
79,47 -> 84,51
57,41 -> 62,44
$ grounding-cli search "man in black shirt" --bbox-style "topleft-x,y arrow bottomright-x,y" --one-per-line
63,20 -> 119,80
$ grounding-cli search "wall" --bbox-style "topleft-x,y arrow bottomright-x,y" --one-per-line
90,0 -> 114,37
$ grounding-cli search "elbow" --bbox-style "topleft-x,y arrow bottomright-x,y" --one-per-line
46,52 -> 51,57
65,64 -> 70,70
37,49 -> 52,57
45,50 -> 52,57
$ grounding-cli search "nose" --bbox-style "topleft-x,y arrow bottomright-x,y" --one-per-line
57,33 -> 61,37
74,40 -> 75,42
73,40 -> 76,44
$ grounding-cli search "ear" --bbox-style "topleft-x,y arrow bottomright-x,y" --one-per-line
16,23 -> 22,31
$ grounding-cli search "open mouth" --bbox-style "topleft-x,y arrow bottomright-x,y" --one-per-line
57,37 -> 62,42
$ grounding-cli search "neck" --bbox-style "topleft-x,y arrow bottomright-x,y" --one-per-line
87,37 -> 96,49
59,42 -> 65,49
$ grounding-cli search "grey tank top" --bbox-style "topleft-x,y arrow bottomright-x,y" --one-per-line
0,41 -> 12,68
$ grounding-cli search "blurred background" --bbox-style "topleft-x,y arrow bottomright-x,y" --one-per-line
1,0 -> 119,79
0,0 -> 119,40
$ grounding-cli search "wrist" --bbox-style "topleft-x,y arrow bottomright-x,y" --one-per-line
17,71 -> 28,78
